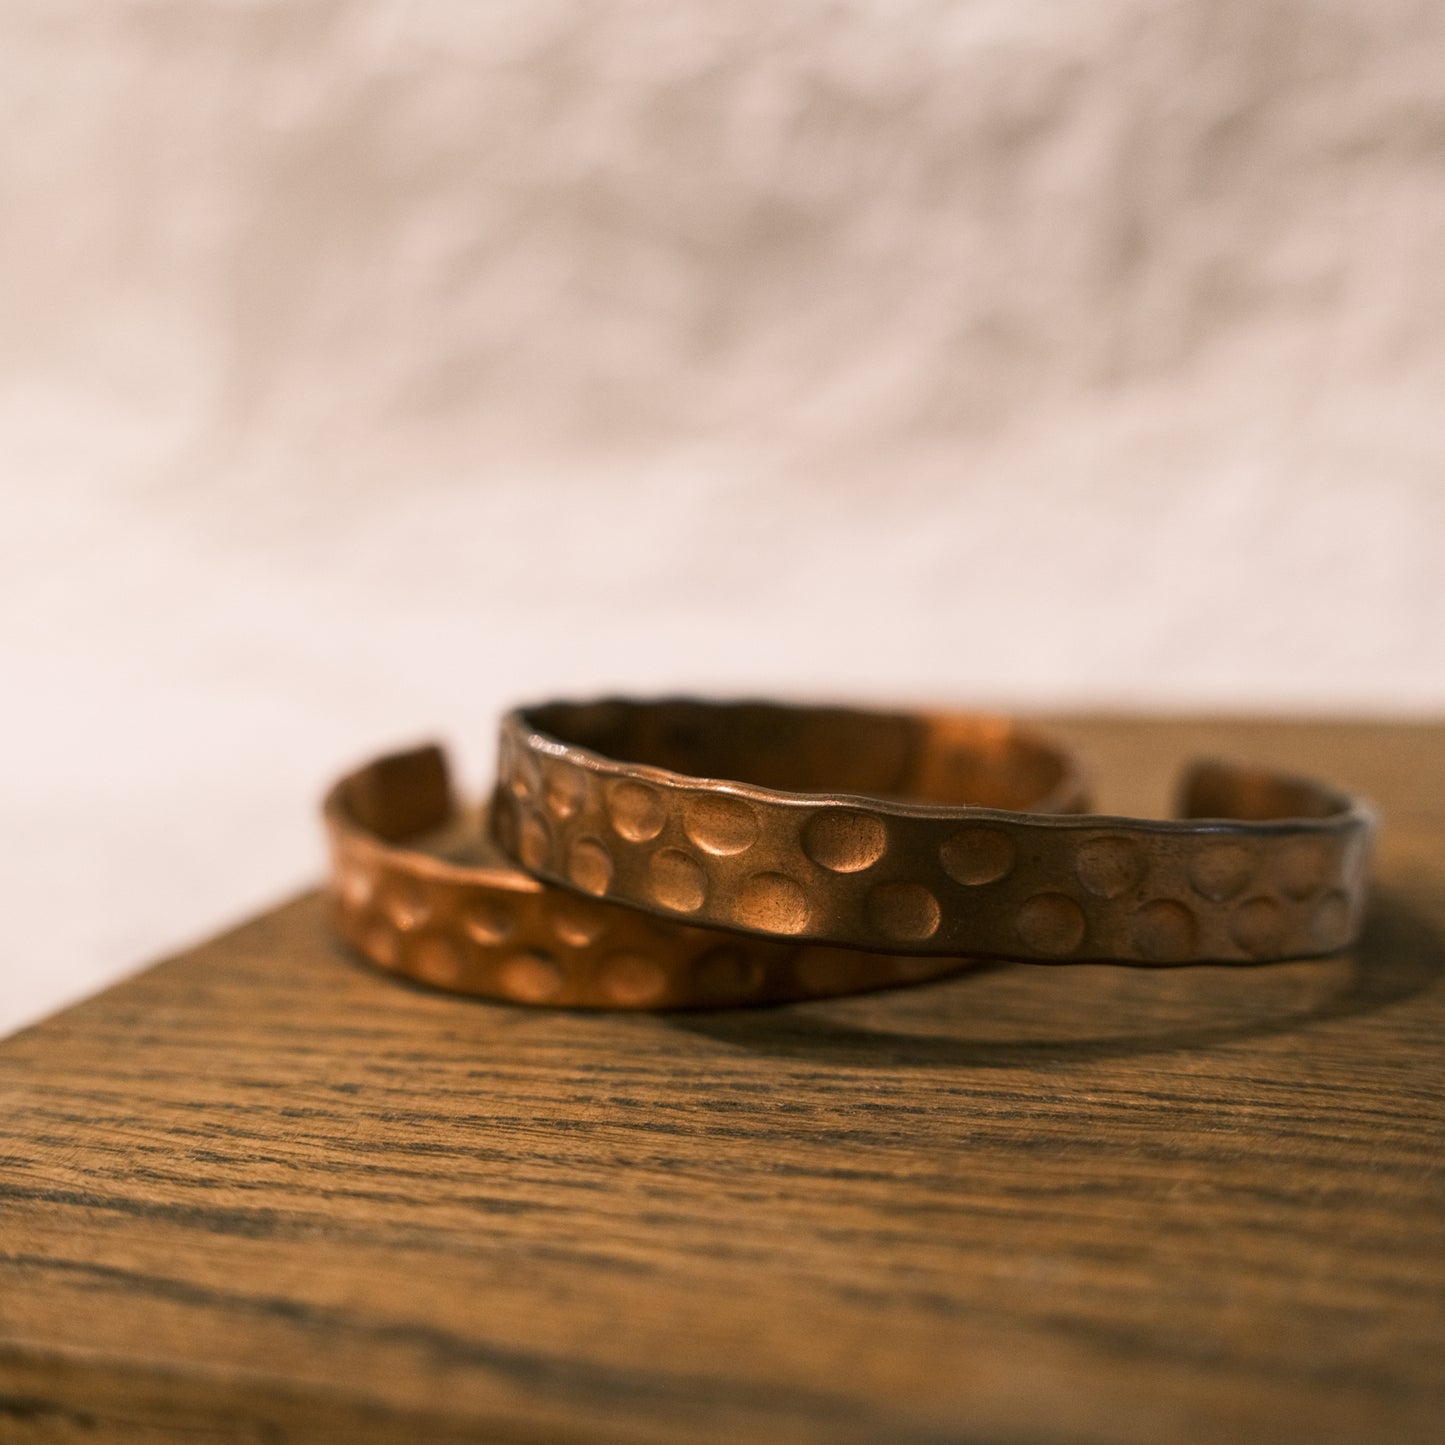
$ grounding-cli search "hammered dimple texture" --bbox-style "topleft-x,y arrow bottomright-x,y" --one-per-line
495,705 -> 1375,965
324,754 -> 968,1010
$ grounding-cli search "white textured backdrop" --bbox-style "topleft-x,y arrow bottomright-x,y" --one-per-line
3,0 -> 1443,1032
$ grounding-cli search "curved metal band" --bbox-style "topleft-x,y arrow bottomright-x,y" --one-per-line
494,698 -> 1375,964
324,745 -> 979,1009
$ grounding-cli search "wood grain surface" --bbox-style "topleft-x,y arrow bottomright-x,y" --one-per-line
1,717 -> 1442,1444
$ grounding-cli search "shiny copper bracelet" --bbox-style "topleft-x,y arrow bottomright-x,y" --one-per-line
325,746 -> 1000,1009
494,698 -> 1375,965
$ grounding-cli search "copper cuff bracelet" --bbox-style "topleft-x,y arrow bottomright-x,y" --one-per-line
494,698 -> 1375,965
326,745 -> 983,1009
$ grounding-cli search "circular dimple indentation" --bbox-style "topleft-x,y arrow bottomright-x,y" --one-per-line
607,780 -> 667,843
693,946 -> 766,1002
940,827 -> 1015,886
733,873 -> 811,935
509,747 -> 542,802
338,861 -> 375,909
518,812 -> 553,872
462,897 -> 513,945
866,882 -> 942,943
411,934 -> 466,986
801,810 -> 887,873
1311,890 -> 1352,951
649,847 -> 708,913
1188,840 -> 1257,902
497,949 -> 564,1003
362,920 -> 400,968
1129,899 -> 1198,963
1231,896 -> 1285,958
1075,835 -> 1146,899
567,837 -> 614,897
382,879 -> 430,932
549,892 -> 608,947
544,764 -> 588,821
683,794 -> 760,856
1276,836 -> 1332,899
1016,893 -> 1087,956
602,953 -> 669,1007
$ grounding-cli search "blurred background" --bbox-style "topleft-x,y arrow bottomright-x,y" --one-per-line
3,0 -> 1443,1033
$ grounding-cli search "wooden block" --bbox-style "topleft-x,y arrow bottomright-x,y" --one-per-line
1,718 -> 1442,1443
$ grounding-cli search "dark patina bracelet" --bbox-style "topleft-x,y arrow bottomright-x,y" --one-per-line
494,698 -> 1374,965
